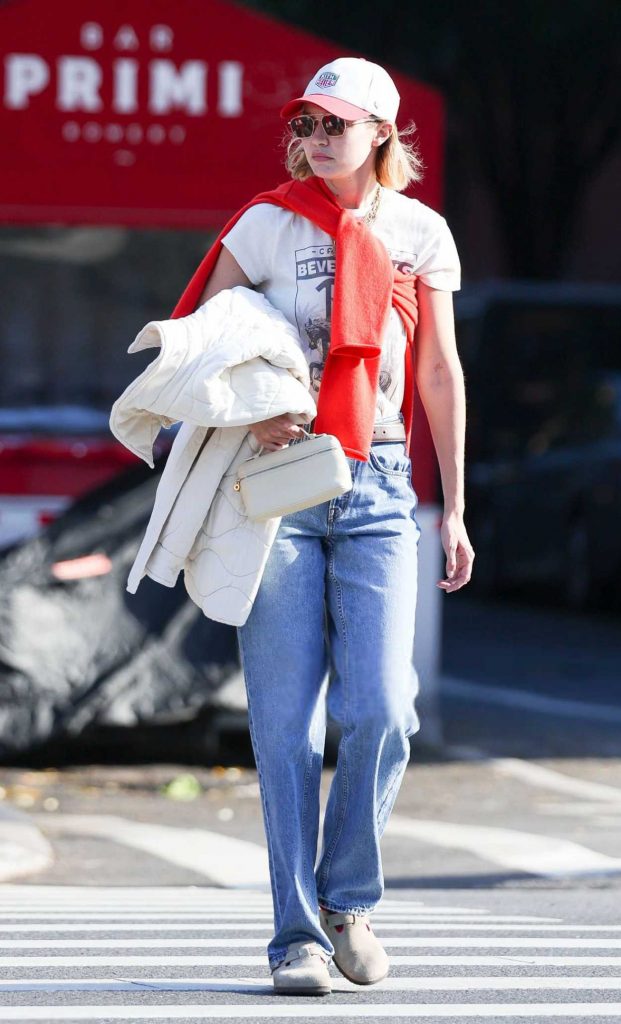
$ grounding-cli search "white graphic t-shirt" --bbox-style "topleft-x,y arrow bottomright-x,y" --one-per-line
221,186 -> 461,420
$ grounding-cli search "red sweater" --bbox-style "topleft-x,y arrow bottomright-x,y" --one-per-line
170,176 -> 419,461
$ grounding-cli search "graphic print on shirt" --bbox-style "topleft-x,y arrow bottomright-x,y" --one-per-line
294,244 -> 417,397
294,244 -> 335,395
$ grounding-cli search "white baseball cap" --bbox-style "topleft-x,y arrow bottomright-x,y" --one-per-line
280,57 -> 400,123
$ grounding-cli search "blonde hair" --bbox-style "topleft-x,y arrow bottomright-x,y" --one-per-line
284,117 -> 425,192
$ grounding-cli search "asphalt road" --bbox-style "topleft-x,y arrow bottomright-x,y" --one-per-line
1,591 -> 620,1020
439,592 -> 621,759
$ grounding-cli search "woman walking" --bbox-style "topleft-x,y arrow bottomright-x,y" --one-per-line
192,56 -> 474,994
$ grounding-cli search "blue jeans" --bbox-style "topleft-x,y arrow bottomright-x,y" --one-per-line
236,435 -> 422,970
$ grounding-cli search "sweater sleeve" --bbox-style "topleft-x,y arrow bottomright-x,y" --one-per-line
221,203 -> 278,287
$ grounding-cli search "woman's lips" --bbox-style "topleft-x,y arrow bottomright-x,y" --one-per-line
311,153 -> 333,161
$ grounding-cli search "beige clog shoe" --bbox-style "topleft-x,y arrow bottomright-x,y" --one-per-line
319,907 -> 389,985
271,939 -> 332,996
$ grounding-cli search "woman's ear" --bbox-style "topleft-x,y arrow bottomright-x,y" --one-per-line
372,122 -> 392,146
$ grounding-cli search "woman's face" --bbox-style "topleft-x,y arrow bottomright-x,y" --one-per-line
297,101 -> 390,182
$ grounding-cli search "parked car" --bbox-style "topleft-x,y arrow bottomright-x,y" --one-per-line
0,406 -> 145,551
455,280 -> 621,610
0,223 -> 206,550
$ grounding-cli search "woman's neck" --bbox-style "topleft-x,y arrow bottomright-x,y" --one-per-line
323,168 -> 379,210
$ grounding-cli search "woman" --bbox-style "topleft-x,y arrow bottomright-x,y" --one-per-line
198,56 -> 474,995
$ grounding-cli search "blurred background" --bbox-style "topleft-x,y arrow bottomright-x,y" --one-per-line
1,0 -> 620,775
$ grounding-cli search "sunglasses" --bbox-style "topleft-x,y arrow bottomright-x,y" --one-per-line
288,113 -> 377,139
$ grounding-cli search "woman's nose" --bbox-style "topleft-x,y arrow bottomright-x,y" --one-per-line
314,124 -> 330,144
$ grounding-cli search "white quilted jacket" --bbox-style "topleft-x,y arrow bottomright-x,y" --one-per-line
109,286 -> 316,626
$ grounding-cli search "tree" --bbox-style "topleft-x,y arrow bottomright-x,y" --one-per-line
243,0 -> 621,277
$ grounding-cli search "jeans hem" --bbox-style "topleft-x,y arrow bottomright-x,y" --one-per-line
317,897 -> 378,915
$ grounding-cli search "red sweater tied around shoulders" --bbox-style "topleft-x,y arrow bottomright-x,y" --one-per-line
170,175 -> 419,462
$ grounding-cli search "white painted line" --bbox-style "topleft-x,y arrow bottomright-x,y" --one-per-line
2,1002 -> 621,1018
491,758 -> 621,802
0,893 -> 273,903
2,976 -> 621,993
1,953 -> 620,966
0,907 -> 499,919
536,802 -> 621,815
28,815 -> 269,887
5,886 -> 497,916
0,887 -> 447,907
385,813 -> 621,877
0,893 -> 273,900
0,828 -> 53,884
0,917 -> 561,925
3,936 -> 621,949
0,907 -> 501,918
0,884 -> 270,894
442,675 -> 621,724
0,899 -> 275,907
10,921 -> 592,934
0,907 -> 496,917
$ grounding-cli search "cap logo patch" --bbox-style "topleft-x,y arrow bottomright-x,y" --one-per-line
315,72 -> 339,89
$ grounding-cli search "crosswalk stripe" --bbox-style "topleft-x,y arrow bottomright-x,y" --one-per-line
0,894 -> 280,899
385,813 -> 621,877
0,883 -> 274,890
25,803 -> 621,881
1,976 -> 621,992
1,1001 -> 621,1018
0,895 -> 463,908
1,891 -> 506,915
1,954 -> 621,966
0,909 -> 506,917
27,815 -> 271,887
0,907 -> 532,918
2,936 -> 621,949
491,757 -> 621,801
1,884 -> 619,1021
0,908 -> 526,917
8,921 -> 612,933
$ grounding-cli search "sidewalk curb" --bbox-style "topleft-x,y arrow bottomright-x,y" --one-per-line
0,804 -> 54,883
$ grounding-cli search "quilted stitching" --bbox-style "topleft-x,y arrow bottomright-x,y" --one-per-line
118,288 -> 316,624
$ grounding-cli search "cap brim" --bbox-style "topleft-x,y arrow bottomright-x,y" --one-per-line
280,94 -> 372,121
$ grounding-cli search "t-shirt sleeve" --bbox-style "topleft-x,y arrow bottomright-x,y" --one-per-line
220,203 -> 277,287
415,216 -> 461,291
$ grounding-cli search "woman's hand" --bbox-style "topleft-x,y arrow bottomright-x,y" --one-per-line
438,512 -> 475,592
249,414 -> 306,452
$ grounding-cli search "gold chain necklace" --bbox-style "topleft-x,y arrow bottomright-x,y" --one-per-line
361,183 -> 382,227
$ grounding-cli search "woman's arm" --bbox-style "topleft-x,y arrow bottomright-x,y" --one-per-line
197,245 -> 304,450
198,244 -> 253,304
414,280 -> 475,592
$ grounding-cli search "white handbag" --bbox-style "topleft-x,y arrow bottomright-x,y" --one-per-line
233,428 -> 353,521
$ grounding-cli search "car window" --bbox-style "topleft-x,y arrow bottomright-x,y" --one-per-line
462,301 -> 621,460
0,226 -> 214,414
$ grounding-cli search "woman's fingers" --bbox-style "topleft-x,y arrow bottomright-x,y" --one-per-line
437,522 -> 475,592
249,415 -> 304,449
438,548 -> 473,590
259,432 -> 291,450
